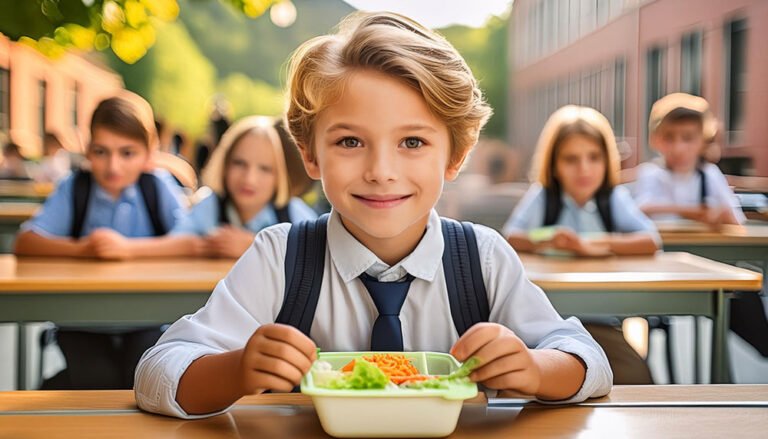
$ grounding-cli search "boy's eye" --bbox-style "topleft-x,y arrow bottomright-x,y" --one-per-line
121,150 -> 135,158
337,137 -> 361,148
401,137 -> 424,149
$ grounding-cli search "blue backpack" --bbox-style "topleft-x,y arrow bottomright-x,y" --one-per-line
274,214 -> 490,339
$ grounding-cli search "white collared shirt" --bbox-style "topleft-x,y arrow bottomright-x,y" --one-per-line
634,161 -> 746,224
135,210 -> 612,418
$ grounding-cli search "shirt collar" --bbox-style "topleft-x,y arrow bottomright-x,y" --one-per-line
327,209 -> 444,284
562,191 -> 597,213
92,181 -> 139,204
226,201 -> 276,232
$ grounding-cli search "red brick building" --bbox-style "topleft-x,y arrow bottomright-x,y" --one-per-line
509,0 -> 768,176
0,33 -> 123,158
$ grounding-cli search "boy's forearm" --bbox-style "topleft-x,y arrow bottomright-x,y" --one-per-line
641,204 -> 703,219
14,231 -> 91,257
127,236 -> 203,258
176,349 -> 249,415
506,233 -> 537,253
530,349 -> 586,401
599,234 -> 659,255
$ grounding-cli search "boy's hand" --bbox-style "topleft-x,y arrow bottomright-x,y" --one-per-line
204,226 -> 255,259
549,229 -> 611,257
87,228 -> 134,260
450,323 -> 541,396
238,323 -> 317,394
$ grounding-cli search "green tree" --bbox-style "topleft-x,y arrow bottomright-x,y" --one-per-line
109,21 -> 216,137
217,73 -> 284,119
440,16 -> 509,141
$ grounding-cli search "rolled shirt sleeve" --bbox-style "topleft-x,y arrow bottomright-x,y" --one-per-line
20,174 -> 75,237
478,224 -> 613,402
501,183 -> 546,236
134,224 -> 289,418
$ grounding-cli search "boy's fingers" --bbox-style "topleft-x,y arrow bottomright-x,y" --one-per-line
481,369 -> 530,391
250,355 -> 305,384
469,337 -> 524,369
260,324 -> 317,360
450,323 -> 499,361
470,353 -> 527,382
256,338 -> 314,374
243,370 -> 296,394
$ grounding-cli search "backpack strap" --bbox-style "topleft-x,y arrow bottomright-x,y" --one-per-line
70,170 -> 93,239
137,173 -> 167,236
441,218 -> 490,336
274,203 -> 291,224
217,195 -> 229,225
595,188 -> 614,233
697,167 -> 707,205
543,186 -> 562,226
275,214 -> 329,337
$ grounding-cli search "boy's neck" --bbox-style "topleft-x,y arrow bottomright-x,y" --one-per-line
339,213 -> 429,267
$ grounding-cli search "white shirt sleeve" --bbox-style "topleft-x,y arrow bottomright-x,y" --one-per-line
476,225 -> 613,403
634,163 -> 670,207
134,224 -> 290,418
703,164 -> 746,224
501,183 -> 546,236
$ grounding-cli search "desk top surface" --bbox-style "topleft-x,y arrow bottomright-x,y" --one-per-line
1,386 -> 766,439
0,252 -> 762,293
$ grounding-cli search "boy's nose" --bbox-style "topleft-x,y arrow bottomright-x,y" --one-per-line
364,147 -> 398,183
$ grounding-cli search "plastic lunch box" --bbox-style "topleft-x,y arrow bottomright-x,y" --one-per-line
300,351 -> 478,438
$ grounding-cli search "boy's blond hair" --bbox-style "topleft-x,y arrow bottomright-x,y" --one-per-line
531,105 -> 621,189
285,11 -> 492,168
201,116 -> 291,208
649,92 -> 717,142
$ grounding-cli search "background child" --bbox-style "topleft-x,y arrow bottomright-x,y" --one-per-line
502,105 -> 658,384
135,11 -> 611,419
0,141 -> 30,180
14,92 -> 194,389
169,115 -> 317,258
14,92 -> 197,260
635,93 -> 745,226
504,105 -> 659,257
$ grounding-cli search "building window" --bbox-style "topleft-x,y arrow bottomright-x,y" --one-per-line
680,31 -> 702,96
558,0 -> 570,48
614,58 -> 626,137
724,18 -> 747,142
580,0 -> 596,36
72,83 -> 79,127
646,46 -> 666,151
0,68 -> 9,135
570,0 -> 580,42
597,0 -> 609,26
38,80 -> 47,140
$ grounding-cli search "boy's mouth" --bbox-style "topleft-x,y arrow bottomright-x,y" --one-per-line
353,194 -> 412,209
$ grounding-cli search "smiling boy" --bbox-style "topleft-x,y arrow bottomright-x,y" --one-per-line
135,12 -> 612,418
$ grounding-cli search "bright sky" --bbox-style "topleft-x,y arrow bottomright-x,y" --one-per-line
341,0 -> 513,28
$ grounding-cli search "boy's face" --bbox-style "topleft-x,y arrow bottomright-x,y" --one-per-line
554,134 -> 606,205
87,127 -> 150,198
225,132 -> 278,215
302,69 -> 461,245
651,119 -> 705,173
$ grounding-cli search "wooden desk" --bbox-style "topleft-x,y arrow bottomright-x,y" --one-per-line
0,180 -> 52,201
1,386 -> 766,438
660,224 -> 768,277
519,252 -> 762,385
0,254 -> 762,389
0,202 -> 40,223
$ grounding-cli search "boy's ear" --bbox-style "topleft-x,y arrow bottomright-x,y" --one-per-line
444,151 -> 469,182
297,143 -> 321,180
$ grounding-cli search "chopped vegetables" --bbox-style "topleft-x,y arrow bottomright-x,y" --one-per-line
311,354 -> 482,391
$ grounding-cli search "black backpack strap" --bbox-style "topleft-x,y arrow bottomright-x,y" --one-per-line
543,186 -> 562,226
70,170 -> 92,239
217,195 -> 229,225
275,214 -> 329,337
697,167 -> 707,205
274,203 -> 291,224
138,173 -> 167,236
595,188 -> 614,233
441,218 -> 490,337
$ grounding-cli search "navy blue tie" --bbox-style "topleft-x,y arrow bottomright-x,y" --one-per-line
359,273 -> 415,351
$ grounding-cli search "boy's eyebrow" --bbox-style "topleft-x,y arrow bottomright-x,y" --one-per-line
90,143 -> 140,150
325,122 -> 439,133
